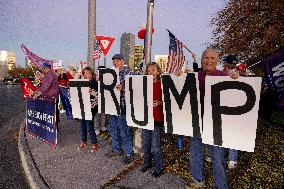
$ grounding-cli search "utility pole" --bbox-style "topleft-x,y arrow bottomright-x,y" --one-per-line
144,0 -> 154,70
87,0 -> 96,69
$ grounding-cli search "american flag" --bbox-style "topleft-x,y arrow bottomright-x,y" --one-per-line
93,40 -> 101,60
167,30 -> 185,73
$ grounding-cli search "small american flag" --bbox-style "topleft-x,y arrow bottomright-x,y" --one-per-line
93,40 -> 101,60
167,30 -> 185,73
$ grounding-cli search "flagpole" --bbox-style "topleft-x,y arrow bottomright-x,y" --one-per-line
144,0 -> 154,70
167,29 -> 195,55
28,61 -> 36,77
183,44 -> 194,55
88,0 -> 96,69
247,60 -> 262,69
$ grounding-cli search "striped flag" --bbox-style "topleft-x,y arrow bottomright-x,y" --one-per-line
93,40 -> 101,60
166,30 -> 185,73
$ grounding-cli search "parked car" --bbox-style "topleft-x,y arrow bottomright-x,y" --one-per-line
3,76 -> 21,85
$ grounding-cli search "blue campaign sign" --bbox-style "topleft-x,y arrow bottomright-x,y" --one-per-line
26,98 -> 57,148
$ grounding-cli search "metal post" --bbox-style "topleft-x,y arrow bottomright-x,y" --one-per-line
87,0 -> 96,69
104,56 -> 106,67
144,0 -> 154,70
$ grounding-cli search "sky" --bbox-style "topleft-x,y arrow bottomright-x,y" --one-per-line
0,0 -> 226,69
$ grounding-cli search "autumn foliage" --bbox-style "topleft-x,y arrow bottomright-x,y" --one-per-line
210,0 -> 284,67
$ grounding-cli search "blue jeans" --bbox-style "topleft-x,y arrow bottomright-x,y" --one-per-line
142,121 -> 164,172
80,119 -> 97,144
108,115 -> 133,156
189,137 -> 228,189
229,149 -> 238,161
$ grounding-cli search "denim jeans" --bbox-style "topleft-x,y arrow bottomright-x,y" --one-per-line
228,149 -> 238,161
81,119 -> 97,144
189,137 -> 228,189
94,113 -> 106,130
142,121 -> 164,172
108,115 -> 133,156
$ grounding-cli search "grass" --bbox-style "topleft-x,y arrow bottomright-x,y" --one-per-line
161,116 -> 283,189
99,113 -> 284,188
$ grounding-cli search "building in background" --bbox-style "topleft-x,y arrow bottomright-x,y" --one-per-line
120,33 -> 135,70
134,45 -> 143,69
0,51 -> 16,78
155,55 -> 168,73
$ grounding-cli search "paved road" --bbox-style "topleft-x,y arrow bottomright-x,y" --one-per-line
0,83 -> 29,189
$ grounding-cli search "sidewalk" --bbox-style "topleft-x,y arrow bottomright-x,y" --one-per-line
19,114 -> 188,189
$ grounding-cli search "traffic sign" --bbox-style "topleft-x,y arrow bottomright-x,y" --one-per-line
95,35 -> 115,57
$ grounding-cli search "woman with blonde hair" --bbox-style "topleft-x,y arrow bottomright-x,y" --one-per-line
140,62 -> 164,177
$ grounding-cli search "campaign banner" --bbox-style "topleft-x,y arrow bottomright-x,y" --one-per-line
202,76 -> 262,152
263,47 -> 284,109
21,44 -> 53,68
26,98 -> 57,148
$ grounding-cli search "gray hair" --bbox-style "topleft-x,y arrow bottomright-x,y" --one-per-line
201,48 -> 219,62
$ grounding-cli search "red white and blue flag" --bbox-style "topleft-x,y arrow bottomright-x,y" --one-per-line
167,30 -> 185,73
21,44 -> 53,68
93,40 -> 101,60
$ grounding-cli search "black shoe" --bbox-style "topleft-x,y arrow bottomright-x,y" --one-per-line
140,164 -> 152,173
152,169 -> 164,178
122,155 -> 135,164
105,150 -> 123,158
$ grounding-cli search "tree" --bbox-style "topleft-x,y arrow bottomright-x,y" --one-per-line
210,0 -> 284,69
8,65 -> 38,78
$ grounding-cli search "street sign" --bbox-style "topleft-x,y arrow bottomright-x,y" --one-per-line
95,35 -> 115,57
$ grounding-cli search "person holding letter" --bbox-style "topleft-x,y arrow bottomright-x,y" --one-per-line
77,67 -> 99,153
186,49 -> 238,189
106,54 -> 134,164
140,62 -> 164,177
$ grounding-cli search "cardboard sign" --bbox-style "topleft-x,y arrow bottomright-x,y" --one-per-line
202,76 -> 262,152
161,73 -> 202,137
69,79 -> 93,120
125,75 -> 154,130
52,60 -> 63,70
98,68 -> 120,115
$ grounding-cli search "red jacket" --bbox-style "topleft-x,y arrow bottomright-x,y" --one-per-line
153,80 -> 164,121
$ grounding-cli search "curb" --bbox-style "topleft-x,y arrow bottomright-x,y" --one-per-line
18,122 -> 49,189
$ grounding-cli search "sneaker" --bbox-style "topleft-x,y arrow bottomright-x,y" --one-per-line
91,144 -> 99,153
122,155 -> 135,164
228,160 -> 237,169
105,150 -> 123,158
205,157 -> 211,163
78,142 -> 87,150
185,179 -> 206,189
95,129 -> 100,135
140,164 -> 152,173
152,168 -> 164,178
